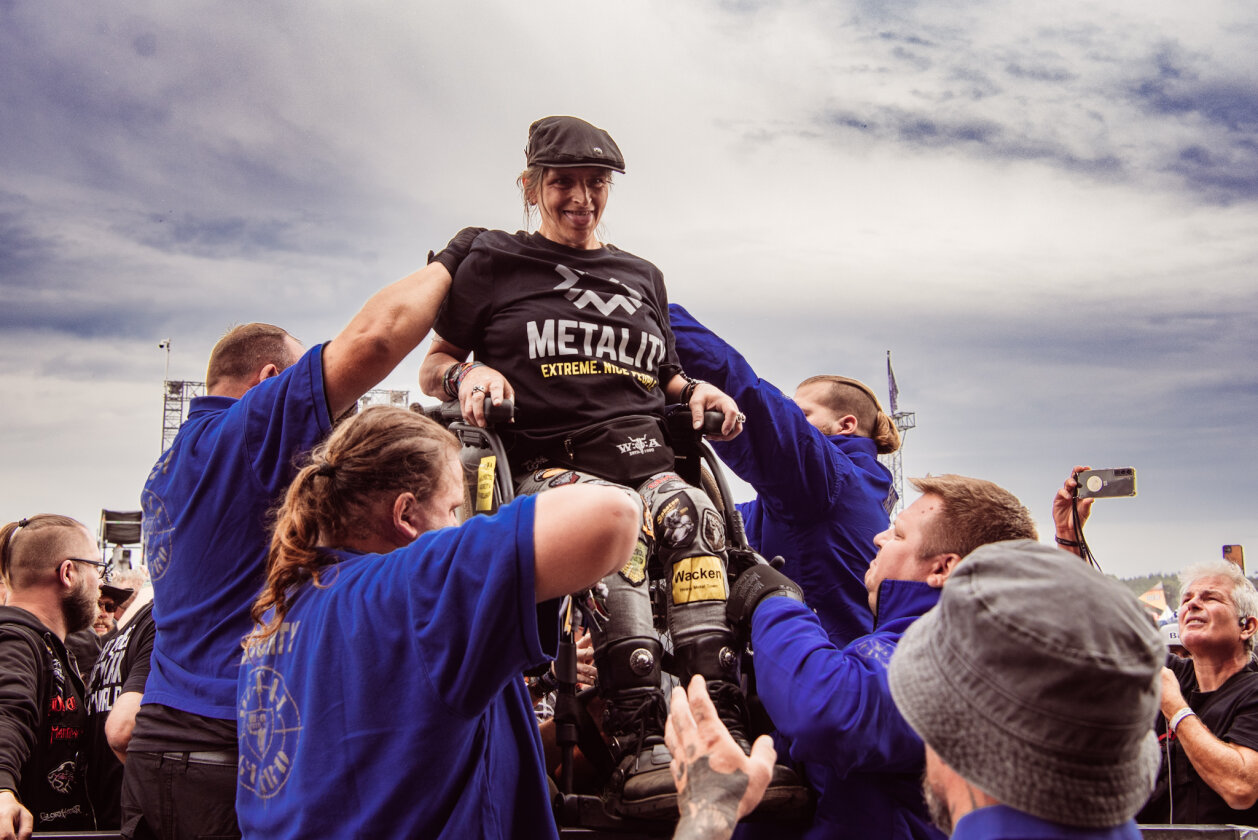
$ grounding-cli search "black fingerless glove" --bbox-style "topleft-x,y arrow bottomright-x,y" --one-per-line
428,226 -> 487,275
726,562 -> 804,629
725,547 -> 786,586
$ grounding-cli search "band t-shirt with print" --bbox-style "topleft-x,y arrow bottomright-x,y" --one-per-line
434,230 -> 683,467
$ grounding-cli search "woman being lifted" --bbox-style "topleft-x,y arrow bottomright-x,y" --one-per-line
421,116 -> 797,820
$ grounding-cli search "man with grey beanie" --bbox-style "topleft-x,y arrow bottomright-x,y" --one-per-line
887,540 -> 1164,839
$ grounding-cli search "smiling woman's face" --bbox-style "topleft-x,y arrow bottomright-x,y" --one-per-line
534,166 -> 611,250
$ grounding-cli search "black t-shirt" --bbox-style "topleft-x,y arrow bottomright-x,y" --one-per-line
1138,656 -> 1258,826
434,230 -> 683,468
64,629 -> 103,682
128,703 -> 237,753
84,603 -> 155,829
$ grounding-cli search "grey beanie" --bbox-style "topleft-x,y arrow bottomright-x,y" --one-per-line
887,539 -> 1163,828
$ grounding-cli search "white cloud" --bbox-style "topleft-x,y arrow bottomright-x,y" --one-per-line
2,0 -> 1256,578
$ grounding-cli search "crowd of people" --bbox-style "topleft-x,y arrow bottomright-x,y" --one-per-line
3,115 -> 1258,840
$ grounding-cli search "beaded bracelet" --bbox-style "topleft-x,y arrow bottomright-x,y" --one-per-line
455,362 -> 485,395
442,361 -> 485,399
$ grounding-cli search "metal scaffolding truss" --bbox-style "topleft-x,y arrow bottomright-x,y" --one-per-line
162,379 -> 205,453
358,388 -> 412,411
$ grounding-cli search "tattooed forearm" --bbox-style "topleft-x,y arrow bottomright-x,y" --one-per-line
673,755 -> 750,840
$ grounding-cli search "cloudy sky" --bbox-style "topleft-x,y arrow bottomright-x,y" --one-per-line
3,0 -> 1255,580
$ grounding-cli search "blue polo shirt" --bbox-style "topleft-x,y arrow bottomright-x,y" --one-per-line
141,345 -> 331,721
669,304 -> 894,647
750,580 -> 946,840
237,495 -> 560,839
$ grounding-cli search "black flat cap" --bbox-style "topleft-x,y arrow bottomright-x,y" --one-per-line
525,116 -> 625,173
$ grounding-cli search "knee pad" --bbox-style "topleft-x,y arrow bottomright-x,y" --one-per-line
651,487 -> 725,555
595,637 -> 664,693
671,631 -> 741,686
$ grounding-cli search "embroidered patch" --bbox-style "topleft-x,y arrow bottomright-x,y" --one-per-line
671,556 -> 727,604
642,474 -> 673,493
548,471 -> 581,488
47,761 -> 75,794
620,540 -> 649,585
656,493 -> 696,549
536,468 -> 567,481
701,508 -> 726,553
476,456 -> 497,512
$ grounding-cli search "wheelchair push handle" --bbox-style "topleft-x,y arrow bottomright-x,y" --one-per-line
701,409 -> 726,436
424,398 -> 516,426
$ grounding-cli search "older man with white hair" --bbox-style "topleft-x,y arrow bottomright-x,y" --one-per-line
1055,468 -> 1258,826
1136,558 -> 1258,825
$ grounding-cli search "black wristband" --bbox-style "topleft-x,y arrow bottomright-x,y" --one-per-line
681,379 -> 707,405
726,563 -> 804,627
441,363 -> 463,400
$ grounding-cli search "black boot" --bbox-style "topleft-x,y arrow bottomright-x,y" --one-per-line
596,638 -> 677,820
674,633 -> 812,818
673,632 -> 752,747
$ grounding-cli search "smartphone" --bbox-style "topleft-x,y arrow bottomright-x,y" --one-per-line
1075,467 -> 1137,499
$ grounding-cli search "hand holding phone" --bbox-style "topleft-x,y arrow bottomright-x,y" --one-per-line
1074,468 -> 1137,499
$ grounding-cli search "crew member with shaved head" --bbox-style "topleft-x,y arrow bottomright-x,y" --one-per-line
1,514 -> 106,839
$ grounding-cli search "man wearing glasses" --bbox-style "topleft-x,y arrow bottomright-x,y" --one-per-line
0,514 -> 106,839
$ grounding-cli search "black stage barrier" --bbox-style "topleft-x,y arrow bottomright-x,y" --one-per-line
30,825 -> 1258,839
1142,828 -> 1258,839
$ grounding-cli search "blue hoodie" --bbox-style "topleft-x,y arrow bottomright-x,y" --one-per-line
669,304 -> 894,646
749,579 -> 948,840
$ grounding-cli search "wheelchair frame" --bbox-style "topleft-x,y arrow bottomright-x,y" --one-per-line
423,401 -> 760,834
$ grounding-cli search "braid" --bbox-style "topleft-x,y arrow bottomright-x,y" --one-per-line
247,468 -> 330,645
244,406 -> 457,651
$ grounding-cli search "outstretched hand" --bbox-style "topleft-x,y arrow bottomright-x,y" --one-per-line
665,675 -> 775,840
1052,465 -> 1093,557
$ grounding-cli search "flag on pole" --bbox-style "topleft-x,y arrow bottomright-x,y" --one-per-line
886,351 -> 900,414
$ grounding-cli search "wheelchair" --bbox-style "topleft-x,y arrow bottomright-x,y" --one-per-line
422,399 -> 809,836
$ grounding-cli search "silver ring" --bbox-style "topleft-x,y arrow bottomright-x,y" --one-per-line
471,385 -> 486,394
736,412 -> 747,423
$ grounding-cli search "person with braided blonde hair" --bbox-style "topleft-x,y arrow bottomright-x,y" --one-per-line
1,514 -> 103,838
245,406 -> 462,643
234,406 -> 640,840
